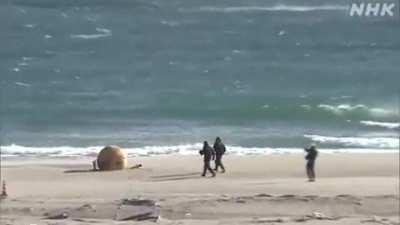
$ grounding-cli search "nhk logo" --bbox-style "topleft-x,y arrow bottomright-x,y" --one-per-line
349,0 -> 399,17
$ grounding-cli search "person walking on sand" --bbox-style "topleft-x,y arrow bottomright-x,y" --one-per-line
213,137 -> 226,173
199,141 -> 216,177
304,143 -> 318,182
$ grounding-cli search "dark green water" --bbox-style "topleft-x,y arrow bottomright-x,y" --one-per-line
1,0 -> 399,156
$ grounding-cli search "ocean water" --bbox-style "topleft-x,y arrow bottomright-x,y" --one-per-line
1,0 -> 399,158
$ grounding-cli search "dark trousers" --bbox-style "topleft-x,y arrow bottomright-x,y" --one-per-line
306,160 -> 316,180
214,155 -> 225,172
202,160 -> 215,176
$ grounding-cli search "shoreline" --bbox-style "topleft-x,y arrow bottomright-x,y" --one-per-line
2,148 -> 399,163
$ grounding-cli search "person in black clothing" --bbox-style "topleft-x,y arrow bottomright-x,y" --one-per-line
213,137 -> 226,173
304,143 -> 318,182
199,141 -> 216,177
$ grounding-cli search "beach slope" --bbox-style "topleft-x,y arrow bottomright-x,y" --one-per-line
1,153 -> 399,225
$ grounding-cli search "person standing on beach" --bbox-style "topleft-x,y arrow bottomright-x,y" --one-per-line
304,143 -> 318,182
213,137 -> 226,173
199,141 -> 216,177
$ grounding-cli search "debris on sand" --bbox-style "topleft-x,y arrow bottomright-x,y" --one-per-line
78,203 -> 96,212
115,198 -> 160,222
252,217 -> 289,223
235,199 -> 246,204
361,216 -> 398,225
45,212 -> 69,220
255,193 -> 273,198
311,211 -> 337,220
294,211 -> 338,222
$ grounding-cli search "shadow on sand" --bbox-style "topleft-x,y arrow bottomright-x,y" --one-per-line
150,172 -> 203,182
64,165 -> 143,173
151,172 -> 200,178
64,169 -> 99,173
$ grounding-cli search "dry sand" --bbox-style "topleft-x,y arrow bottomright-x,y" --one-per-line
1,153 -> 399,225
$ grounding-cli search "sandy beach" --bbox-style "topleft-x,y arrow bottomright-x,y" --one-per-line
2,0 -> 399,224
1,153 -> 399,225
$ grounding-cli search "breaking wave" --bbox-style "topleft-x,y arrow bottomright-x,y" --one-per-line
305,135 -> 399,149
70,28 -> 112,39
360,121 -> 399,129
180,5 -> 348,13
1,142 -> 397,158
317,104 -> 396,117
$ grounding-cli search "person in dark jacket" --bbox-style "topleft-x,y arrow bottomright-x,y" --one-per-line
304,143 -> 318,182
199,141 -> 216,177
213,137 -> 226,173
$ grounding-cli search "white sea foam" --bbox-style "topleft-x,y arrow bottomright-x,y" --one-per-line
70,33 -> 111,39
181,5 -> 348,13
95,28 -> 111,34
329,95 -> 353,100
160,20 -> 180,27
369,108 -> 395,117
262,104 -> 269,109
317,104 -> 395,117
0,144 -> 203,158
318,104 -> 367,114
22,57 -> 33,61
70,28 -> 112,39
23,24 -> 36,28
1,143 -> 397,158
18,62 -> 29,66
360,121 -> 400,129
305,135 -> 398,149
15,82 -> 31,87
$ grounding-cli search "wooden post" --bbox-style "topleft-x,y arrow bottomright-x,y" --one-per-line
1,180 -> 7,197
